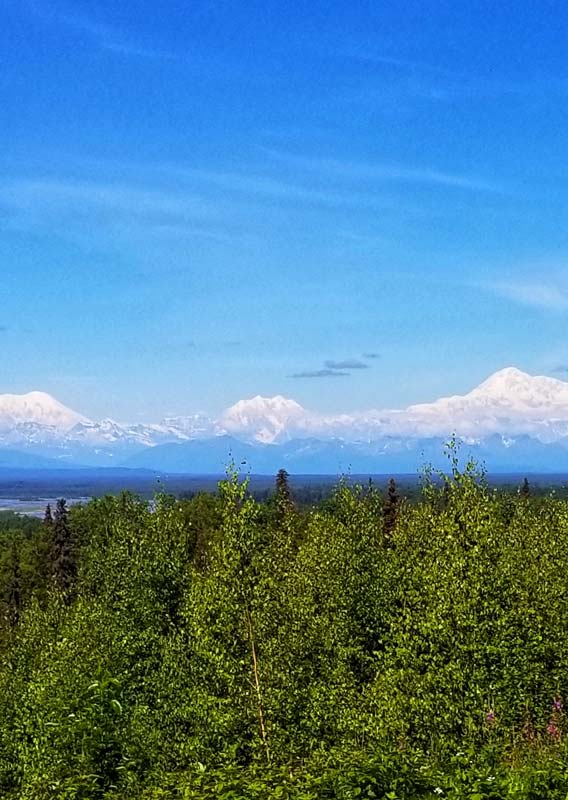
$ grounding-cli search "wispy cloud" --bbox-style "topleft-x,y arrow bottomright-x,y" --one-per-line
177,168 -> 355,206
291,369 -> 349,379
332,43 -> 459,81
0,178 -> 231,242
322,39 -> 568,107
489,281 -> 568,311
0,161 -> 413,250
324,359 -> 369,370
363,352 -> 381,359
25,0 -> 178,61
263,148 -> 501,193
5,179 -> 210,217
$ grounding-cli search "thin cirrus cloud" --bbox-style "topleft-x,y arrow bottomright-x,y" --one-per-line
262,148 -> 501,193
327,41 -> 567,104
25,0 -> 179,61
489,281 -> 568,312
23,0 -> 256,82
363,352 -> 381,359
1,169 -> 383,240
4,178 -> 212,218
0,178 -> 233,246
175,168 -> 356,206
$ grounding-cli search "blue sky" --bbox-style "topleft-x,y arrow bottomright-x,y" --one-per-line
2,0 -> 568,421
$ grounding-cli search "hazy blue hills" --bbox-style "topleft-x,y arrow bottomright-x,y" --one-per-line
124,433 -> 568,475
0,449 -> 72,470
2,429 -> 568,476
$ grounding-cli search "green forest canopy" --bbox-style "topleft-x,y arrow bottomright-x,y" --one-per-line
1,456 -> 568,798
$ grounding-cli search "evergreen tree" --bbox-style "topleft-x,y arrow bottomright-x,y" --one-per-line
383,477 -> 399,538
50,498 -> 76,603
6,541 -> 21,627
275,468 -> 295,521
519,477 -> 531,499
43,503 -> 53,527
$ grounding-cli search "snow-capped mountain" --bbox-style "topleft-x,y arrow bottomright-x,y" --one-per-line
2,368 -> 568,471
405,367 -> 568,441
221,395 -> 308,443
0,391 -> 88,430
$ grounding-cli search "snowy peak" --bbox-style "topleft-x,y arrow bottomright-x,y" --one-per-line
471,367 -> 568,410
0,391 -> 89,430
409,367 -> 568,418
475,366 -> 532,392
225,395 -> 305,416
400,367 -> 568,441
221,395 -> 307,443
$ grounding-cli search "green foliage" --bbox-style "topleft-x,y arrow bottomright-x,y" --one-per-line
3,457 -> 568,797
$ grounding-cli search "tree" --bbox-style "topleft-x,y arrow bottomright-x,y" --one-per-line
6,541 -> 21,627
43,503 -> 53,527
383,477 -> 399,538
50,499 -> 77,603
519,477 -> 531,499
275,469 -> 294,514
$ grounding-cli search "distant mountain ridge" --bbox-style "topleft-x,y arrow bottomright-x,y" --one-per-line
2,368 -> 568,472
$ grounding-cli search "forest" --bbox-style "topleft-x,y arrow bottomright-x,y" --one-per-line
1,450 -> 568,799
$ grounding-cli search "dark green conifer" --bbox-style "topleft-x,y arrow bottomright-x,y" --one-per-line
50,498 -> 76,603
6,541 -> 22,627
275,468 -> 295,522
383,477 -> 399,537
43,503 -> 53,527
519,477 -> 531,499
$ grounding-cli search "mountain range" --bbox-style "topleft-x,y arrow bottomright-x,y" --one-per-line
2,368 -> 568,473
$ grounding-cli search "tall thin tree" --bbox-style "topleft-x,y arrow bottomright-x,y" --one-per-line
6,541 -> 22,627
383,477 -> 399,538
43,503 -> 53,527
50,498 -> 77,603
275,468 -> 293,508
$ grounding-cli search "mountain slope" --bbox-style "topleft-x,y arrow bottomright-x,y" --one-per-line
0,448 -> 76,469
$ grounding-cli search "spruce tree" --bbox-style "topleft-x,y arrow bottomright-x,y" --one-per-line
43,503 -> 53,527
50,498 -> 76,603
6,541 -> 22,627
383,477 -> 399,538
519,477 -> 531,499
275,468 -> 294,522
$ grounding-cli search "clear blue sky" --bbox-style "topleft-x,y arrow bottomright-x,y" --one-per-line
2,0 -> 568,421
